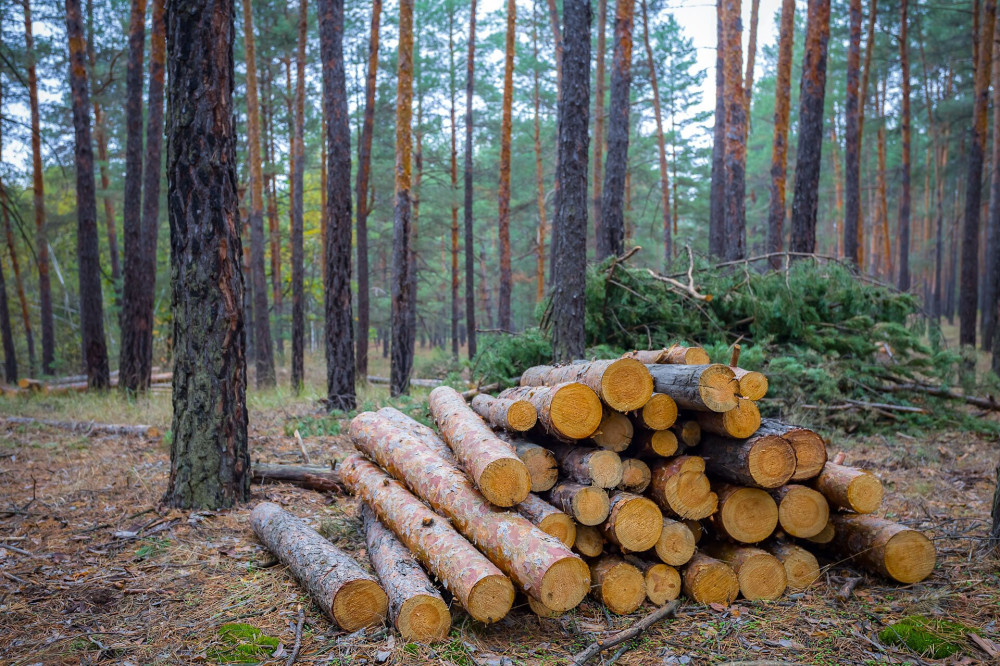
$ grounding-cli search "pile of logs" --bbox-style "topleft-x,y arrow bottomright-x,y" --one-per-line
250,344 -> 936,644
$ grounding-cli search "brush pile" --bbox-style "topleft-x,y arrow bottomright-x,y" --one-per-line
251,344 -> 937,643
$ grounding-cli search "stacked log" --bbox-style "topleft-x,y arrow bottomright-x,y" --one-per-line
700,432 -> 797,489
618,458 -> 652,493
547,441 -> 623,488
625,556 -> 681,605
508,438 -> 558,492
828,514 -> 935,583
471,393 -> 538,432
681,552 -> 740,605
702,542 -> 787,601
710,483 -> 779,543
648,456 -> 718,519
814,462 -> 884,513
548,482 -> 611,526
589,556 -> 647,614
517,493 -> 576,547
625,345 -> 710,365
520,359 -> 653,412
497,383 -> 603,440
646,364 -> 739,412
634,393 -> 678,430
590,409 -> 634,452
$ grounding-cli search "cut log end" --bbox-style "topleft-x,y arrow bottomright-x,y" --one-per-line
526,594 -> 564,618
539,512 -> 577,548
572,486 -> 612,526
787,431 -> 828,481
619,458 -> 652,494
682,554 -> 739,606
830,514 -> 935,583
648,430 -> 679,457
468,575 -> 517,624
775,485 -> 830,538
506,400 -> 539,432
637,561 -> 681,605
883,529 -> 936,584
478,458 -> 532,507
668,345 -> 711,365
514,441 -> 559,493
846,474 -> 884,514
715,486 -> 779,543
675,420 -> 701,447
805,520 -> 835,544
591,410 -> 634,452
589,449 -> 626,488
720,400 -> 762,439
605,493 -> 663,553
766,542 -> 820,590
600,358 -> 654,412
640,393 -> 678,430
653,519 -> 697,566
396,594 -> 452,643
748,436 -> 798,489
697,364 -> 741,412
574,525 -> 605,558
735,370 -> 769,401
550,383 -> 604,439
331,579 -> 389,632
816,462 -> 884,513
733,551 -> 787,601
590,557 -> 646,615
539,556 -> 591,612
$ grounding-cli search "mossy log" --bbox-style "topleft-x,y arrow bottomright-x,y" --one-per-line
672,420 -> 702,447
634,393 -> 678,430
709,483 -> 779,543
429,387 -> 531,507
497,383 -> 603,440
470,393 -> 538,432
701,542 -> 787,601
340,454 -> 514,623
547,440 -> 624,488
520,359 -> 653,412
574,524 -> 605,558
624,555 -> 681,605
517,493 -> 576,547
547,481 -> 611,526
696,399 -> 761,439
814,462 -> 883,514
624,345 -> 710,365
508,438 -> 558,492
618,458 -> 652,493
700,432 -> 796,489
681,552 -> 739,606
350,412 -> 590,612
628,427 -> 679,458
829,514 -> 936,583
649,517 -> 697,566
648,456 -> 718,519
601,491 -> 664,553
763,541 -> 820,590
249,501 -> 388,631
590,409 -> 634,452
360,504 -> 451,642
589,556 -> 646,614
731,367 -> 768,400
646,364 -> 739,412
771,484 -> 830,538
757,419 -> 827,481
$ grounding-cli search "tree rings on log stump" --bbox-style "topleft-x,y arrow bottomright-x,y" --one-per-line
511,439 -> 559,492
574,525 -> 605,558
602,491 -> 664,553
731,367 -> 768,400
697,399 -> 761,439
814,462 -> 883,514
471,394 -> 538,432
711,484 -> 779,543
701,432 -> 796,489
636,393 -> 678,430
764,541 -> 820,589
591,409 -> 634,452
830,514 -> 935,584
702,543 -> 787,601
651,518 -> 697,566
772,484 -> 830,538
589,556 -> 647,614
548,482 -> 611,526
618,458 -> 652,494
626,556 -> 681,605
498,383 -> 603,440
630,428 -> 679,458
758,419 -> 827,481
682,552 -> 739,606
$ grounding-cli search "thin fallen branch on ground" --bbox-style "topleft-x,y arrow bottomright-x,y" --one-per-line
0,417 -> 160,438
251,462 -> 344,495
366,376 -> 444,389
293,430 -> 312,465
286,604 -> 304,666
647,246 -> 713,302
801,400 -> 927,415
886,383 -> 999,412
570,601 -> 679,665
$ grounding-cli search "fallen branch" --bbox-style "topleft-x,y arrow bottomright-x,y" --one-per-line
570,601 -> 680,665
801,400 -> 927,415
285,604 -> 304,666
1,417 -> 161,438
886,383 -> 1000,412
250,462 -> 344,495
646,246 -> 713,302
366,375 -> 445,389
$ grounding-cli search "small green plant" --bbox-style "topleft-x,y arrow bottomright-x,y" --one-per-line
207,623 -> 280,663
879,615 -> 978,659
134,537 -> 170,560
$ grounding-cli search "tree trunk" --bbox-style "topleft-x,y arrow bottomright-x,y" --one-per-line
520,358 -> 652,412
721,0 -> 746,261
814,462 -> 883,513
450,7 -> 461,353
551,0 -> 591,362
464,0 -> 478,361
640,0 -> 671,267
597,0 -> 634,261
532,0 -> 548,301
66,0 -> 110,390
391,0 -> 415,395
290,0 -> 308,392
789,0 -> 831,255
471,393 -> 538,432
984,39 -> 1000,350
897,0 -> 911,291
592,0 -> 608,244
409,80 -> 421,367
875,81 -> 891,278
497,0 -> 515,331
0,69 -> 18,382
264,61 -> 283,357
830,123 -> 845,256
700,432 -> 795,488
2,198 -> 33,374
163,0 -> 249,508
843,0 -> 862,266
828,514 -> 935,583
24,0 -> 54,375
709,0 -> 726,259
646,363 -> 739,412
961,0 -> 996,346
766,0 -> 795,268
856,0 -> 878,269
743,0 -> 760,117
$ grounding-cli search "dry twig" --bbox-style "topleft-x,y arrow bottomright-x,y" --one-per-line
571,601 -> 679,665
286,605 -> 305,666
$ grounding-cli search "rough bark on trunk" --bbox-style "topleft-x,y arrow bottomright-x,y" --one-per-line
701,542 -> 786,600
646,363 -> 739,412
2,196 -> 34,375
520,358 -> 652,412
721,0 -> 746,260
700,432 -> 795,488
0,72 -> 18,382
640,0 -> 671,266
464,0 -> 478,360
766,0 -> 795,268
648,455 -> 718,519
828,514 -> 935,583
290,0 -> 307,392
814,462 -> 883,513
163,0 -> 249,509
710,482 -> 779,543
497,0 -> 515,331
547,481 -> 611,526
709,0 -> 725,259
682,552 -> 739,606
625,345 -> 709,365
897,0 -> 911,291
471,393 -> 538,432
498,383 -> 603,440
592,0 -> 607,242
985,39 -> 1000,350
265,62 -> 283,357
601,490 -> 662,553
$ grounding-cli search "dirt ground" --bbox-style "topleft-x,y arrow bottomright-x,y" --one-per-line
1,381 -> 999,665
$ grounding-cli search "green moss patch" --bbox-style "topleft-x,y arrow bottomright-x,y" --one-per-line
878,615 -> 978,659
207,623 -> 280,663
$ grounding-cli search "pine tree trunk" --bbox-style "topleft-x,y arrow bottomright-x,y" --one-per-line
163,0 -> 249,508
789,0 -> 831,255
450,7 -> 461,353
2,201 -> 33,374
409,83 -> 421,365
766,0 -> 795,269
843,0 -> 862,266
532,0 -> 548,301
551,0 -> 591,362
592,0 -> 607,242
25,0 -> 55,375
264,61 -> 283,357
66,0 -> 110,390
875,82 -> 891,278
464,0 -> 478,361
983,38 -> 1000,350
640,0 -> 671,268
709,0 -> 726,259
0,70 -> 19,382
743,0 -> 760,118
897,0 -> 911,291
721,0 -> 746,261
290,0 -> 308,392
830,124 -> 845,256
497,0 -> 515,331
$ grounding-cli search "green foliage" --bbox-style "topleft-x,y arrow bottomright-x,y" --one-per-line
207,623 -> 280,664
133,537 -> 169,561
878,616 -> 978,659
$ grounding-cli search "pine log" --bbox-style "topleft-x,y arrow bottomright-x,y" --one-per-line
757,419 -> 827,481
340,454 -> 514,623
814,462 -> 883,514
771,484 -> 830,538
625,345 -> 710,365
681,552 -> 739,606
429,387 -> 531,507
471,393 -> 538,432
829,514 -> 936,583
702,542 -> 787,601
731,367 -> 768,400
618,458 -> 652,494
509,438 -> 559,492
520,359 -> 654,412
527,594 -> 564,618
648,456 -> 718,520
649,517 -> 697,566
601,491 -> 664,553
646,364 -> 739,412
804,520 -> 835,545
635,393 -> 678,430
547,482 -> 611,526
497,383 -> 603,440
589,556 -> 646,614
1,416 -> 161,438
624,555 -> 681,605
684,520 -> 703,544
628,428 -> 679,458
709,483 -> 779,543
590,409 -> 633,452
548,440 -> 624,488
249,501 -> 388,631
517,493 -> 577,547
360,504 -> 451,642
696,399 -> 761,439
350,412 -> 590,612
376,407 -> 454,460
700,432 -> 796,488
672,419 -> 702,447
251,462 -> 344,494
763,541 -> 820,590
574,524 -> 605,558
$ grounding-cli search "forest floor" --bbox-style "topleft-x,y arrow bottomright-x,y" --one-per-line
1,350 -> 999,665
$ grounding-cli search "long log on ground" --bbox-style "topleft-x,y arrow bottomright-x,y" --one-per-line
350,412 -> 590,611
588,555 -> 646,615
618,458 -> 652,493
470,393 -> 538,432
731,367 -> 768,400
573,525 -> 604,558
770,484 -> 829,538
376,407 -> 454,459
507,438 -> 558,492
624,555 -> 681,605
700,432 -> 796,488
601,491 -> 663,553
681,552 -> 739,606
634,393 -> 678,430
590,409 -> 633,452
429,386 -> 531,507
757,419 -> 827,481
709,483 -> 779,544
547,482 -> 611,526
697,399 -> 761,439
885,382 -> 1000,411
763,541 -> 820,590
367,375 -> 445,388
701,542 -> 787,601
672,419 -> 701,447
813,462 -> 883,514
646,364 -> 739,412
1,416 -> 161,438
251,462 -> 344,494
649,517 -> 697,566
249,501 -> 388,631
624,345 -> 710,365
497,383 -> 603,440
828,514 -> 936,583
547,440 -> 623,488
517,493 -> 576,547
628,427 -> 679,458
340,454 -> 514,623
570,601 -> 679,665
520,359 -> 653,412
360,504 -> 451,642
648,456 -> 718,519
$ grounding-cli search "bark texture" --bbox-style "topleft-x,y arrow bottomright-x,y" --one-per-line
592,0 -> 607,241
814,462 -> 883,513
828,514 -> 935,583
843,0 -> 861,266
471,394 -> 538,432
700,432 -> 796,488
646,363 -> 739,412
510,438 -> 559,492
640,0 -> 671,266
464,0 -> 478,360
897,0 -> 911,291
547,481 -> 611,526
497,0 -> 515,330
721,0 -> 746,260
516,493 -> 576,547
520,358 -> 652,412
290,0 -> 307,392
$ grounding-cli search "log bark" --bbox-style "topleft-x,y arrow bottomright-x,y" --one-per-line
701,542 -> 786,601
376,407 -> 453,460
709,483 -> 779,543
509,438 -> 558,492
648,456 -> 717,520
497,383 -> 603,440
429,386 -> 531,506
471,394 -> 538,432
624,556 -> 680,605
520,359 -> 653,412
649,518 -> 696,567
700,432 -> 796,488
590,409 -> 633,452
635,393 -> 678,430
547,482 -> 611,526
249,501 -> 388,630
618,458 -> 651,494
574,524 -> 604,558
681,552 -> 739,606
696,399 -> 761,439
340,454 -> 513,623
589,556 -> 645,615
1,417 -> 159,438
601,490 -> 662,553
350,412 -> 590,611
771,484 -> 829,538
624,345 -> 710,365
731,368 -> 768,400
628,428 -> 679,458
763,540 -> 820,589
360,504 -> 450,642
756,419 -> 827,481
547,441 -> 623,488
517,493 -> 576,547
828,514 -> 935,583
814,462 -> 883,513
646,364 -> 739,413
251,462 -> 344,494
289,0 -> 308,392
